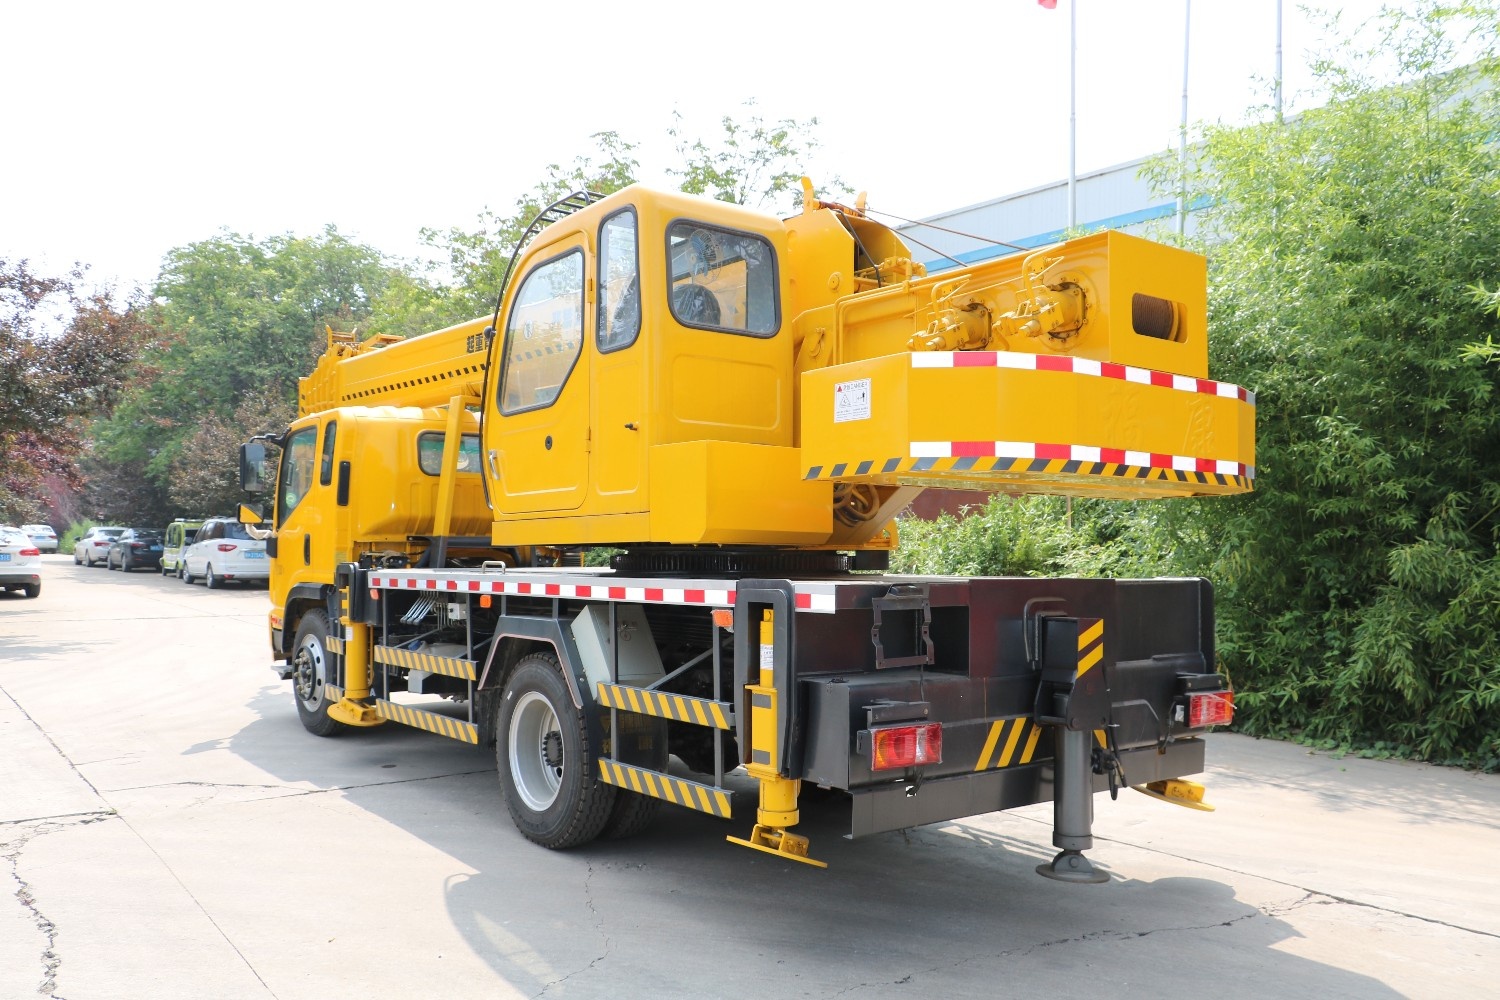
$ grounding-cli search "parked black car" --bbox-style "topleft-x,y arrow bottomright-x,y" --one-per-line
107,529 -> 164,572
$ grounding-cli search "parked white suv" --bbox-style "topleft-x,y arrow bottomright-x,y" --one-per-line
180,518 -> 268,589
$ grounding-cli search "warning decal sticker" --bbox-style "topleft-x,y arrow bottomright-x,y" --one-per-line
834,378 -> 871,423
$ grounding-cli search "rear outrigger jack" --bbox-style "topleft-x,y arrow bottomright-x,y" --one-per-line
1036,714 -> 1109,884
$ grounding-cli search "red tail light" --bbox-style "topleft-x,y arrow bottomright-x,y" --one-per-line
20,547 -> 39,556
217,543 -> 237,552
870,723 -> 943,771
1188,691 -> 1234,728
94,540 -> 110,546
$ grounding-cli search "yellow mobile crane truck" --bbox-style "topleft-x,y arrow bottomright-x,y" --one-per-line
240,182 -> 1253,881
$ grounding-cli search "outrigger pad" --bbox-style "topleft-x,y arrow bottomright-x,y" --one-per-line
1036,849 -> 1110,884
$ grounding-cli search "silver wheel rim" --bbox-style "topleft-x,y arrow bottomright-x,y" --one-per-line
293,634 -> 326,709
509,691 -> 564,812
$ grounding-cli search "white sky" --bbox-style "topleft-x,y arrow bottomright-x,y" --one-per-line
3,0 -> 1391,297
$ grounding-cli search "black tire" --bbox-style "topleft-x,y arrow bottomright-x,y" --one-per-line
182,562 -> 195,585
73,549 -> 81,565
292,610 -> 342,737
22,582 -> 40,599
497,653 -> 615,849
122,554 -> 133,572
205,565 -> 221,590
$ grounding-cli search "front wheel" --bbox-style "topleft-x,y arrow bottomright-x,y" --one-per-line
497,654 -> 615,849
292,610 -> 342,737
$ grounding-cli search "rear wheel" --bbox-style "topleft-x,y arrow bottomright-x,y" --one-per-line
21,582 -> 39,599
181,562 -> 195,584
497,653 -> 614,849
122,553 -> 133,572
292,610 -> 342,737
205,565 -> 221,590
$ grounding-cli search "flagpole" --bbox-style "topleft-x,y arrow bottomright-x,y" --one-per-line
1068,0 -> 1077,231
1177,0 -> 1191,238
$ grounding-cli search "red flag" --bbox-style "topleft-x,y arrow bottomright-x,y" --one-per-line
1039,0 -> 1057,7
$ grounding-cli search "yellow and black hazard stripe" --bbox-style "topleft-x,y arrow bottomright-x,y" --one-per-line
373,644 -> 477,681
373,698 -> 478,744
596,683 -> 732,731
326,635 -> 344,655
1077,618 -> 1104,677
598,759 -> 732,818
974,716 -> 1046,771
804,455 -> 1251,492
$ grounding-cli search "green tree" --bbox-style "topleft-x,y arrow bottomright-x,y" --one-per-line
167,389 -> 295,517
0,259 -> 159,524
89,226 -> 394,519
1141,1 -> 1500,766
669,101 -> 840,213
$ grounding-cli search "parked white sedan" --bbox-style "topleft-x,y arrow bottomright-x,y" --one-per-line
22,523 -> 58,553
180,518 -> 268,589
0,525 -> 42,598
74,526 -> 126,567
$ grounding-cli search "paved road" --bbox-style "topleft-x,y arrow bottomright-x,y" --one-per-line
2,555 -> 1498,999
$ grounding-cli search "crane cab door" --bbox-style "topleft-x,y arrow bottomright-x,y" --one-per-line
486,239 -> 591,514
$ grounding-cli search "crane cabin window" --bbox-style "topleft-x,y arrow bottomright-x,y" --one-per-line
499,249 -> 585,413
598,209 -> 640,352
665,221 -> 778,336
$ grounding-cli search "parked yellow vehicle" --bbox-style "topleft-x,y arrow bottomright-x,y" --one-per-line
242,183 -> 1252,881
159,518 -> 203,577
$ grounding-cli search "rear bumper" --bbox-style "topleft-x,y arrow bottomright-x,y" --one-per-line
848,738 -> 1206,838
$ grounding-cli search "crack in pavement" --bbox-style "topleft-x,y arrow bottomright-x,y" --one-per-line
830,897 -> 1303,995
3,812 -> 116,998
103,769 -> 496,802
534,862 -> 612,998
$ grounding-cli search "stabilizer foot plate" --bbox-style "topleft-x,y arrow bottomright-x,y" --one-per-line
1036,849 -> 1110,884
327,697 -> 384,728
727,826 -> 828,868
1133,779 -> 1215,811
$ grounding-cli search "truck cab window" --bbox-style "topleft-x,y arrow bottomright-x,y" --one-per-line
666,222 -> 778,336
598,209 -> 640,352
417,432 -> 482,475
499,249 -> 585,413
278,426 -> 318,523
319,420 -> 338,486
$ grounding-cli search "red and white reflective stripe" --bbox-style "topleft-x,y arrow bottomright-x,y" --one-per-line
367,574 -> 840,613
909,351 -> 1255,406
909,440 -> 1255,479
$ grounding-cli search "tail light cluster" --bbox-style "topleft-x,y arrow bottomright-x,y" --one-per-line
1187,690 -> 1234,728
20,547 -> 39,557
217,543 -> 238,552
868,722 -> 943,771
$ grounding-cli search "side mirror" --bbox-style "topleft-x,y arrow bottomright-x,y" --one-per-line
238,502 -> 265,525
240,443 -> 271,494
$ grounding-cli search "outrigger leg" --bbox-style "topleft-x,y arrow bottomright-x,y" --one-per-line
726,609 -> 826,868
1036,714 -> 1108,884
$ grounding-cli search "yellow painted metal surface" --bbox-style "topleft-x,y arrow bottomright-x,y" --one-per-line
280,183 -> 1253,559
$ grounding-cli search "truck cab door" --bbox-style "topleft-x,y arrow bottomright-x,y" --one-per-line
270,420 -> 325,600
486,237 -> 591,513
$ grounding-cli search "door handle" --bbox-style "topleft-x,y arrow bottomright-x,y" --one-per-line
487,449 -> 500,478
